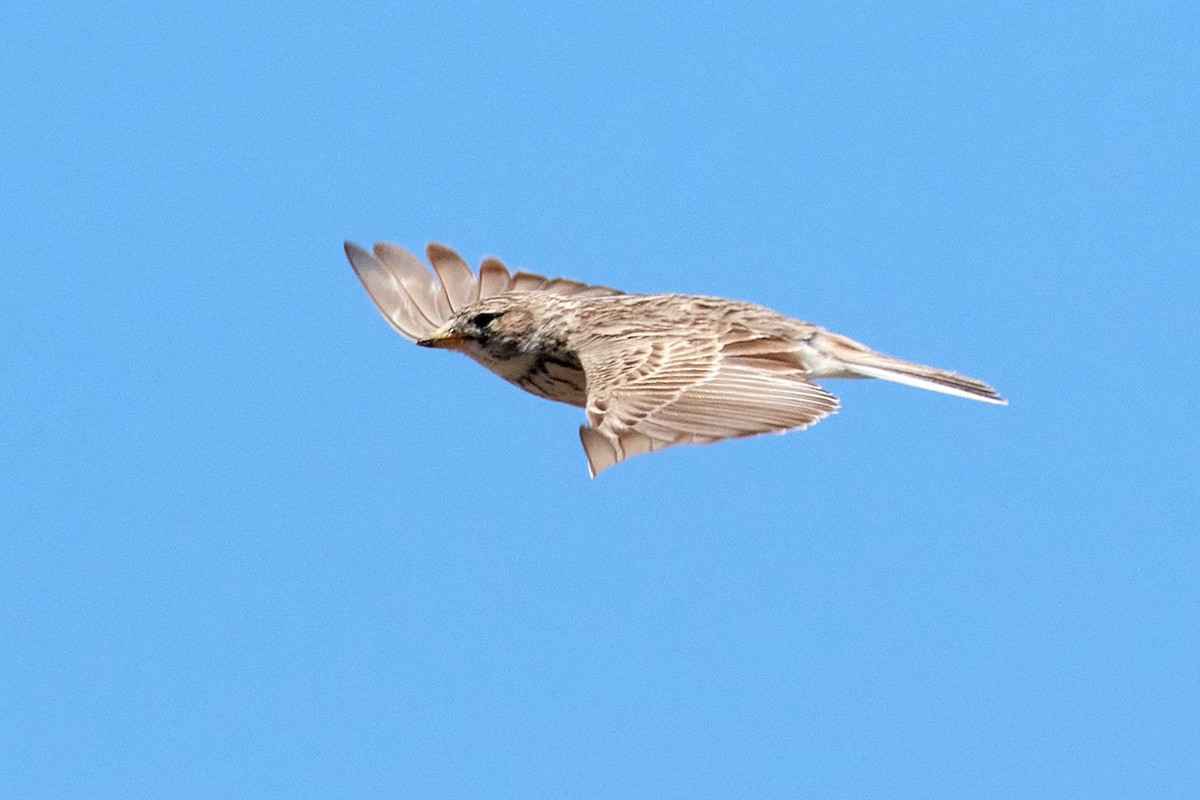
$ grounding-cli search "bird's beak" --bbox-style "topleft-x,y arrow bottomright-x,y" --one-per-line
416,329 -> 466,349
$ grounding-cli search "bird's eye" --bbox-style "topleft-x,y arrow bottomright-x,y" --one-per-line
470,312 -> 500,329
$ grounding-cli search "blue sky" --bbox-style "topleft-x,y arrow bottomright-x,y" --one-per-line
2,2 -> 1197,797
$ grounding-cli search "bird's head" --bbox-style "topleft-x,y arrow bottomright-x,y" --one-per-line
416,295 -> 546,362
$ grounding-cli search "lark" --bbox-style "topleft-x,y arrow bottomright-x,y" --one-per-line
345,241 -> 1006,476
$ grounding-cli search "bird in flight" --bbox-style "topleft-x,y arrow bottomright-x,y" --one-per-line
345,241 -> 1006,477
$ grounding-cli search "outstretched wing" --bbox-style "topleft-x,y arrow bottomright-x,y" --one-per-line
577,332 -> 840,477
345,241 -> 622,341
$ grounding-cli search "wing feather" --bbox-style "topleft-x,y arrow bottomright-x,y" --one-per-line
507,271 -> 550,294
577,335 -> 839,476
344,241 -> 437,339
373,242 -> 451,324
478,256 -> 512,298
426,243 -> 479,309
345,241 -> 622,342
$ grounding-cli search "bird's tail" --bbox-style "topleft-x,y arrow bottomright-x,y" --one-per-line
810,331 -> 1007,405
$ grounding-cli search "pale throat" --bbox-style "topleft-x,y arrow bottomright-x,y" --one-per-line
469,345 -> 544,384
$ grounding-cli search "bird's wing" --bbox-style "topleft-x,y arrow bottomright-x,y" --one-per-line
345,241 -> 623,341
577,332 -> 840,477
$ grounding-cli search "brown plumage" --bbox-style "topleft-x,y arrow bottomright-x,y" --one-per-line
346,241 -> 1006,477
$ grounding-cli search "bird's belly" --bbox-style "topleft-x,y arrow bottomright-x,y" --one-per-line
796,340 -> 861,379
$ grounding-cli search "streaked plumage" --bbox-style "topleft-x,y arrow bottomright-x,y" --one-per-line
345,241 -> 1006,477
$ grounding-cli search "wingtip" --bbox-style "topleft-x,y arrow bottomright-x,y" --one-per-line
424,241 -> 455,260
343,240 -> 377,275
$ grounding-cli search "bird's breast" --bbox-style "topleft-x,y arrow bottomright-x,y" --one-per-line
471,348 -> 588,408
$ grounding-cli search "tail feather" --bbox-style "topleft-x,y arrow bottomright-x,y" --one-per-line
847,359 -> 1007,404
812,331 -> 1007,405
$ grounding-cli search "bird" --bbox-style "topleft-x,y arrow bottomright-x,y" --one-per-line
345,240 -> 1006,477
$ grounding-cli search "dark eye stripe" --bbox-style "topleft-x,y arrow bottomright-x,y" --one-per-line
470,312 -> 500,328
